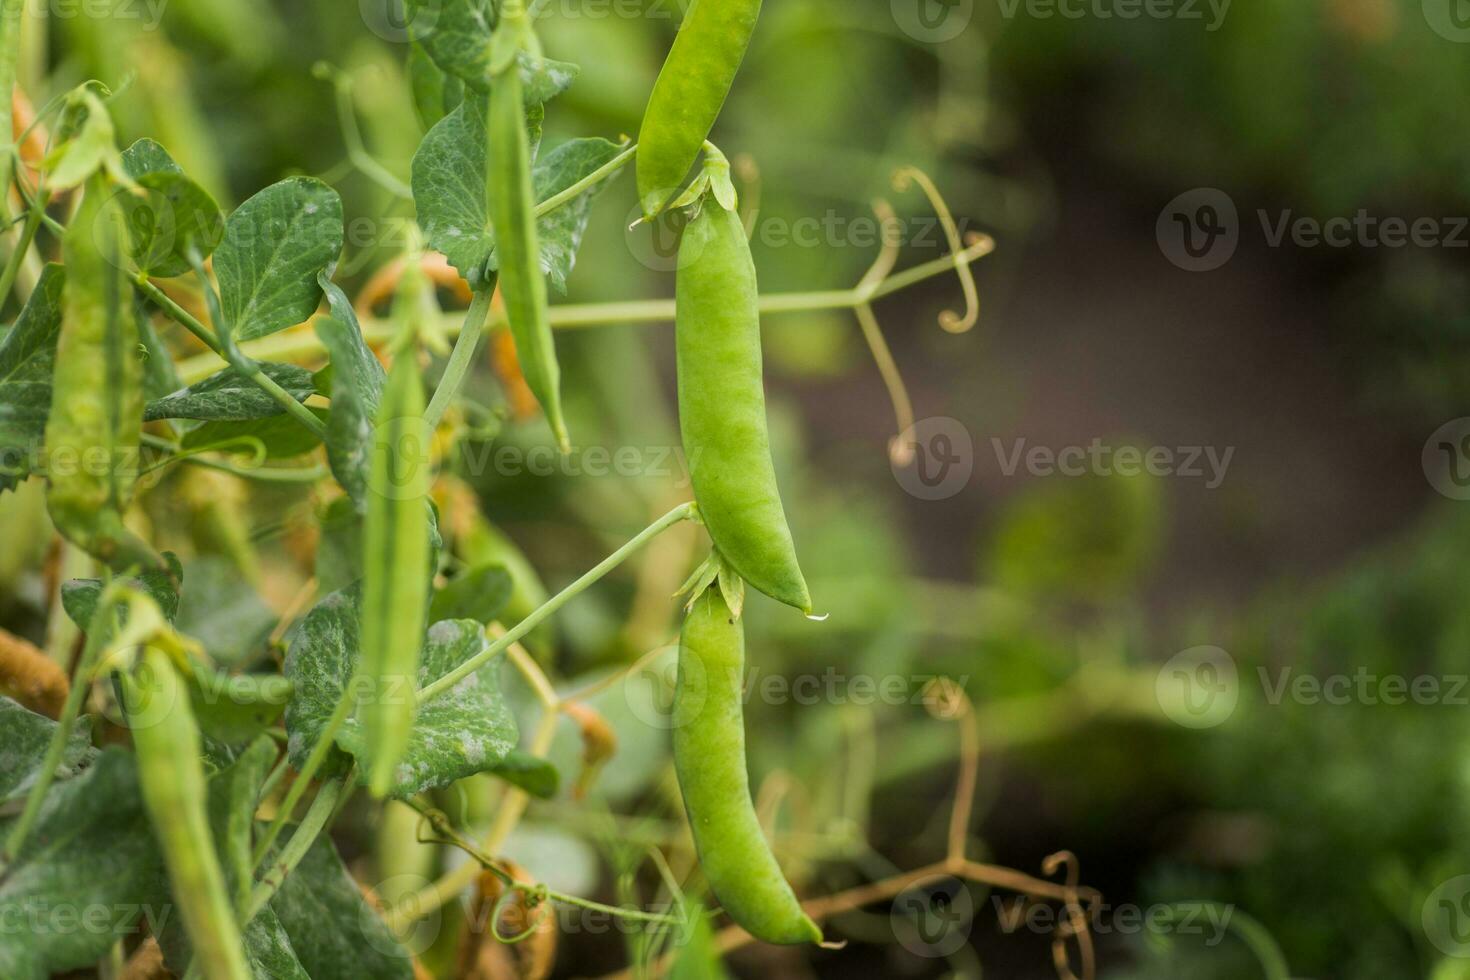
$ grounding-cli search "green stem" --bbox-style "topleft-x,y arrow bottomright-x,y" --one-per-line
424,284 -> 493,430
0,189 -> 43,305
532,142 -> 635,219
0,0 -> 26,226
133,276 -> 327,439
249,691 -> 356,871
244,778 -> 347,922
416,501 -> 696,704
0,585 -> 117,869
326,68 -> 411,200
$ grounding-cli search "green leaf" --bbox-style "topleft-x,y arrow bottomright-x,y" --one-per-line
267,832 -> 414,980
0,696 -> 96,804
0,749 -> 167,980
315,494 -> 364,595
285,587 -> 518,798
120,137 -> 182,176
429,562 -> 513,624
44,90 -> 121,190
0,265 -> 65,493
143,362 -> 315,422
214,177 -> 344,341
485,748 -> 558,799
181,408 -> 329,459
408,37 -> 464,129
188,670 -> 292,745
405,0 -> 496,87
136,296 -> 185,400
413,102 -> 612,290
115,172 -> 226,279
174,556 -> 277,668
61,551 -> 184,630
316,277 -> 385,509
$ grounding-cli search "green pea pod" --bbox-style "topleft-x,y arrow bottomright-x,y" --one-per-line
637,0 -> 762,217
122,648 -> 251,980
358,353 -> 433,797
44,180 -> 159,571
676,201 -> 811,613
487,51 -> 570,452
673,587 -> 821,945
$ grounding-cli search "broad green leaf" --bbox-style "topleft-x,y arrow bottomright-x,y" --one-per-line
120,137 -> 183,177
174,556 -> 277,668
408,37 -> 464,129
0,749 -> 168,980
143,362 -> 315,421
268,832 -> 414,980
0,265 -> 65,493
429,562 -> 512,624
359,354 -> 432,795
485,748 -> 558,799
316,277 -> 386,509
188,670 -> 292,744
0,696 -> 96,804
181,407 -> 330,459
405,0 -> 496,86
414,105 -> 618,291
214,177 -> 344,341
44,180 -> 156,570
285,586 -> 518,798
61,551 -> 184,629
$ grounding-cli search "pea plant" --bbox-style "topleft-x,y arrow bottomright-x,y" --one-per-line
0,0 -> 1106,977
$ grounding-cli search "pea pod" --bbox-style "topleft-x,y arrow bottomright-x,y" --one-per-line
676,201 -> 810,613
673,586 -> 821,945
121,648 -> 250,980
358,352 -> 433,797
44,180 -> 159,571
487,35 -> 570,452
637,0 -> 762,217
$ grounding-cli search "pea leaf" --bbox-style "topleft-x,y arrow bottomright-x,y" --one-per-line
117,143 -> 226,278
0,696 -> 96,804
0,264 -> 65,493
408,37 -> 464,128
143,362 -> 316,421
429,562 -> 513,624
214,177 -> 344,341
181,408 -> 330,459
413,98 -> 618,290
284,586 -> 518,798
268,832 -> 414,980
188,670 -> 292,745
174,556 -> 278,668
316,276 -> 385,509
405,0 -> 497,87
485,748 -> 559,799
61,551 -> 184,630
0,749 -> 168,980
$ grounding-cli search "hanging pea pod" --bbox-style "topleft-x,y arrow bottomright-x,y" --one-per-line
121,647 -> 251,980
357,352 -> 434,797
44,179 -> 160,572
637,0 -> 763,217
676,198 -> 811,614
487,10 -> 570,452
673,586 -> 822,945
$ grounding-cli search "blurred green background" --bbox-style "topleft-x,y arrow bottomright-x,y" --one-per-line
8,0 -> 1470,976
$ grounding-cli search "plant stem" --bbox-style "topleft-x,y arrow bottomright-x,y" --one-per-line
0,0 -> 26,226
416,502 -> 695,703
0,188 -> 43,305
250,690 -> 356,870
0,585 -> 116,870
532,142 -> 635,219
133,276 -> 327,439
243,778 -> 347,922
173,233 -> 996,383
424,285 -> 493,430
